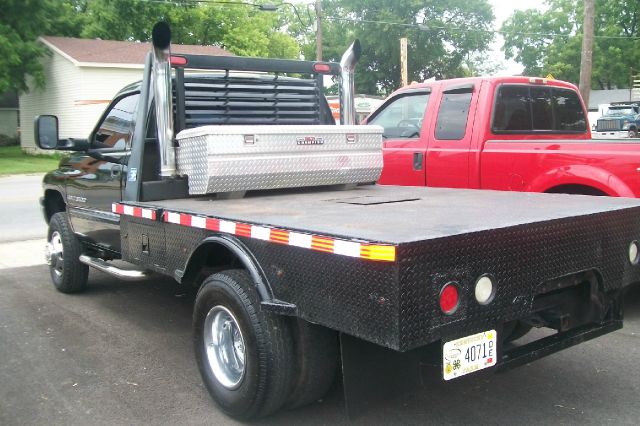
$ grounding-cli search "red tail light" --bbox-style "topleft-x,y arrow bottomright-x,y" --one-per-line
170,56 -> 188,66
440,283 -> 459,315
313,63 -> 332,73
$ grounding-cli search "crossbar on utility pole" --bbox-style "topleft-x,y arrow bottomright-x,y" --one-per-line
579,0 -> 595,108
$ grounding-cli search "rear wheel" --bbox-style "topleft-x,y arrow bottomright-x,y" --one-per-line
46,212 -> 89,293
285,319 -> 339,409
193,270 -> 294,420
629,128 -> 638,138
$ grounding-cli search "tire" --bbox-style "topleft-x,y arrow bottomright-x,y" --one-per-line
46,212 -> 89,293
285,319 -> 339,409
629,129 -> 639,138
193,270 -> 294,420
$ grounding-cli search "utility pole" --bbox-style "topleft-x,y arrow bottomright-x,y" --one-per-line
315,0 -> 322,61
400,38 -> 408,87
579,0 -> 595,108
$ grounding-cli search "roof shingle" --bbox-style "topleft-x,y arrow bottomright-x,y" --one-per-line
41,36 -> 232,65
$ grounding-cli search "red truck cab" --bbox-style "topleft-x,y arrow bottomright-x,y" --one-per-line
369,76 -> 640,197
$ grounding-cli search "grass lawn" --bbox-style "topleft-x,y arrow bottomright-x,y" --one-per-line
0,146 -> 61,175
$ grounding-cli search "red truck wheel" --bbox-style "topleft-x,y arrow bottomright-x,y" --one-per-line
46,212 -> 89,293
193,270 -> 294,419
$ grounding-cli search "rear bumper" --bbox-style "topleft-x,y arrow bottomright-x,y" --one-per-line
498,318 -> 622,372
593,130 -> 628,138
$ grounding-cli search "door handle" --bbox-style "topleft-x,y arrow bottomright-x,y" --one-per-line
413,152 -> 424,171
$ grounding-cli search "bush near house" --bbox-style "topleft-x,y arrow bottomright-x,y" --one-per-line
0,134 -> 19,147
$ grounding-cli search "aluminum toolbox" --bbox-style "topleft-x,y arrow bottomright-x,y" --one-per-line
175,125 -> 383,195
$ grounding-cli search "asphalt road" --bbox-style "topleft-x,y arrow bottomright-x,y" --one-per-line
1,264 -> 639,425
0,174 -> 47,243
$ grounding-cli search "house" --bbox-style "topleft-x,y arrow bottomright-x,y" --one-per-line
0,91 -> 19,142
20,36 -> 231,152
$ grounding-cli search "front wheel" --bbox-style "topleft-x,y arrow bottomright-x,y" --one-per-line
629,128 -> 638,138
46,212 -> 89,293
193,270 -> 294,420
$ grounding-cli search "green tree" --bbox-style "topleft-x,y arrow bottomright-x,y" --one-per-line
501,0 -> 640,89
296,0 -> 494,95
80,0 -> 301,59
0,0 -> 85,93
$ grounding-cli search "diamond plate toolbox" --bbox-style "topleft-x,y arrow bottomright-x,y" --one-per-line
175,125 -> 383,195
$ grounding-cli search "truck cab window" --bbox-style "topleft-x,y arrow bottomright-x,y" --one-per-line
368,93 -> 429,139
93,93 -> 139,150
493,85 -> 586,133
435,90 -> 473,140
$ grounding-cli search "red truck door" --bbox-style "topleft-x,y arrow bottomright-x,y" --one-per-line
369,89 -> 431,186
425,83 -> 478,188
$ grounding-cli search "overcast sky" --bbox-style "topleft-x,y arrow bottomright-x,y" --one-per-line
488,0 -> 547,75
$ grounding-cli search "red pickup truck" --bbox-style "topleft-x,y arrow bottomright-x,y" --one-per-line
368,76 -> 640,197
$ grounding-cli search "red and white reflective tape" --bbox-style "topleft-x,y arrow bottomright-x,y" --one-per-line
112,203 -> 157,220
113,203 -> 395,262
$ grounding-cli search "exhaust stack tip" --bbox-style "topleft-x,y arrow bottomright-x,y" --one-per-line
351,39 -> 361,62
152,21 -> 171,50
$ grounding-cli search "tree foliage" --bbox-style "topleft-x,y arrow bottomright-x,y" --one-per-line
501,0 -> 640,89
295,0 -> 495,95
0,0 -> 301,94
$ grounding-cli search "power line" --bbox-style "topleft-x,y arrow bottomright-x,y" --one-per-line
323,16 -> 640,40
92,0 -> 640,41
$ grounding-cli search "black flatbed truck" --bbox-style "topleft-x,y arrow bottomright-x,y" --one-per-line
36,23 -> 640,420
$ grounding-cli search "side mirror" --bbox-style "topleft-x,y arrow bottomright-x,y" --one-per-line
34,115 -> 60,149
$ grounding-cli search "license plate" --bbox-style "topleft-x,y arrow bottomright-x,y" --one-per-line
443,330 -> 497,381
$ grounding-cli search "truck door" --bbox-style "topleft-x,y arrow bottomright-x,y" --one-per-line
369,89 -> 430,186
425,84 -> 477,188
65,92 -> 139,252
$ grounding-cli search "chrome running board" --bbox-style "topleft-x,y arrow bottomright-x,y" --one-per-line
79,255 -> 150,281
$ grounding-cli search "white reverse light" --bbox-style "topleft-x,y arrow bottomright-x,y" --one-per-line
474,275 -> 495,305
629,241 -> 639,265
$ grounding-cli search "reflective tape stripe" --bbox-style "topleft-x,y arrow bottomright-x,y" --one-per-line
113,203 -> 396,262
111,203 -> 156,220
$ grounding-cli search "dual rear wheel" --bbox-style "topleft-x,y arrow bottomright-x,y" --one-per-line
193,270 -> 338,420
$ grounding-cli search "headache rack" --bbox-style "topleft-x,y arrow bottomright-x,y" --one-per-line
171,54 -> 339,131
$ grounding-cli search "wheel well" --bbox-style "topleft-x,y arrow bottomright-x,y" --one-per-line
545,184 -> 607,196
181,242 -> 246,289
44,190 -> 66,223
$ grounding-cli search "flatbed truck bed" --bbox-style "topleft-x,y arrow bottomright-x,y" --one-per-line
115,185 -> 640,353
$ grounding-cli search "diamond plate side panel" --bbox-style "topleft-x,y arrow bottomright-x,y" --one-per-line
239,239 -> 401,349
175,125 -> 383,195
396,209 -> 640,351
120,216 -> 167,272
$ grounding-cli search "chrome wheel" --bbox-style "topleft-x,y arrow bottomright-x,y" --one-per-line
203,305 -> 246,390
47,231 -> 64,278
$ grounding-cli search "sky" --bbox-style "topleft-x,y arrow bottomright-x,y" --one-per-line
298,0 -> 548,76
488,0 -> 547,75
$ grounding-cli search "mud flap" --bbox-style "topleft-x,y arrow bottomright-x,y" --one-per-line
340,333 -> 422,419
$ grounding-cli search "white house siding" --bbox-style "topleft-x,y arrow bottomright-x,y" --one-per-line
20,52 -> 142,151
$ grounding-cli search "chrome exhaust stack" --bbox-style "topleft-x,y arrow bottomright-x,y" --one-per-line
151,22 -> 176,177
339,39 -> 361,125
